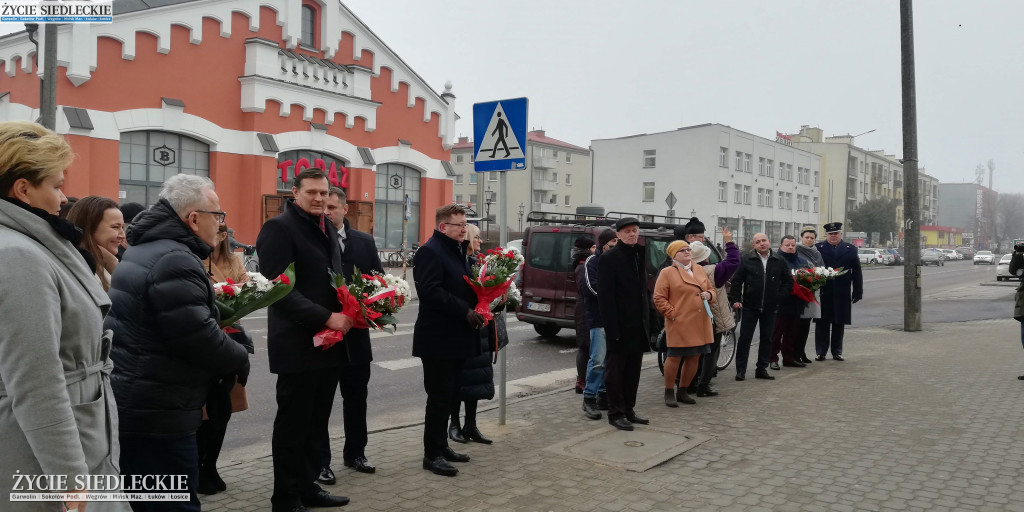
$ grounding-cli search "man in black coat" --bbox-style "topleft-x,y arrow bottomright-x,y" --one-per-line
728,232 -> 794,381
814,222 -> 863,361
413,204 -> 483,476
598,217 -> 651,431
107,174 -> 250,509
315,187 -> 384,482
257,170 -> 350,511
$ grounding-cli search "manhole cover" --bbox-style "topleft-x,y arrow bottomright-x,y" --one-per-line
544,425 -> 711,472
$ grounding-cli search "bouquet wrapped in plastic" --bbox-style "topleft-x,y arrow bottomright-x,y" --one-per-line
213,264 -> 295,328
791,266 -> 847,303
313,268 -> 412,350
465,247 -> 524,324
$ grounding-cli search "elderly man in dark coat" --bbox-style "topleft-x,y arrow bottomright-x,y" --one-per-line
598,217 -> 651,431
814,222 -> 863,361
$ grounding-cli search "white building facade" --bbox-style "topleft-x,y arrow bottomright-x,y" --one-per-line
592,123 -> 822,245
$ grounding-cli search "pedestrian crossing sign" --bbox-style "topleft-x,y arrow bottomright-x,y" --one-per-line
473,97 -> 528,172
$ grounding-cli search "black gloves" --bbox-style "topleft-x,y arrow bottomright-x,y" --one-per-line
852,296 -> 862,304
466,310 -> 486,329
237,358 -> 251,387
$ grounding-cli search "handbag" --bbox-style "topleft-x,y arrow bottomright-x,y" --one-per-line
491,311 -> 510,363
229,381 -> 249,413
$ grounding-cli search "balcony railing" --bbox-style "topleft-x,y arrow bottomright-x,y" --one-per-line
533,178 -> 557,191
893,179 -> 903,188
533,154 -> 557,169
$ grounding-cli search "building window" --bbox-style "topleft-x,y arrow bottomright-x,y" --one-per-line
643,149 -> 656,168
743,186 -> 751,205
566,153 -> 572,164
551,172 -> 557,183
301,4 -> 317,48
119,131 -> 210,207
796,194 -> 804,211
643,182 -> 655,202
767,159 -> 774,178
757,188 -> 766,207
734,184 -> 742,204
550,194 -> 558,204
455,154 -> 464,163
553,150 -> 559,158
454,174 -> 463,185
488,172 -> 497,182
718,181 -> 727,202
786,192 -> 793,210
735,151 -> 742,171
720,147 -> 728,167
564,195 -> 571,206
778,191 -> 785,209
469,194 -> 478,206
565,173 -> 572,185
814,170 -> 820,187
455,194 -> 463,202
765,189 -> 773,208
470,174 -> 478,184
759,157 -> 766,176
374,163 -> 421,250
744,153 -> 752,173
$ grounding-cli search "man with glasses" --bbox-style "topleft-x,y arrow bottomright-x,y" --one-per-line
107,174 -> 251,509
412,204 -> 483,476
257,169 -> 351,511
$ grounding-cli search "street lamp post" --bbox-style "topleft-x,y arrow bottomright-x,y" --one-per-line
485,194 -> 494,243
518,203 -> 525,232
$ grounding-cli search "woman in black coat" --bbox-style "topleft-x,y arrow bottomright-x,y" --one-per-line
571,237 -> 596,393
449,225 -> 508,444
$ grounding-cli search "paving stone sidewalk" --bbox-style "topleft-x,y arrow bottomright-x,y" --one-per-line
203,319 -> 1024,511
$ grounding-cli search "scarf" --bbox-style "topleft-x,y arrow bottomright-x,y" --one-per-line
673,260 -> 694,275
0,196 -> 95,270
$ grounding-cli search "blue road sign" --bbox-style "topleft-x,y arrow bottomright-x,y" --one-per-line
473,97 -> 528,172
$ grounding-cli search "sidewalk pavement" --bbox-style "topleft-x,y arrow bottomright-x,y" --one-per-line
203,318 -> 1024,511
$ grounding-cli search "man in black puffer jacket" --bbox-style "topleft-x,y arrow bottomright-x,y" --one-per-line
107,174 -> 250,509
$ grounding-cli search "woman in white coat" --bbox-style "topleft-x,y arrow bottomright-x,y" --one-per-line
0,121 -> 128,511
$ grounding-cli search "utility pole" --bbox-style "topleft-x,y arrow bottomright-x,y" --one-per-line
901,0 -> 922,332
39,24 -> 58,130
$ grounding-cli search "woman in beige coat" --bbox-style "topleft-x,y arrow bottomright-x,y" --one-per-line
653,240 -> 716,407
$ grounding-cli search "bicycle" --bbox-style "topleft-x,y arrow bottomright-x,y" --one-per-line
386,244 -> 419,268
656,309 -> 740,375
242,245 -> 259,273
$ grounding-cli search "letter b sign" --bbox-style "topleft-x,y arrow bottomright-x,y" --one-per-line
153,145 -> 176,167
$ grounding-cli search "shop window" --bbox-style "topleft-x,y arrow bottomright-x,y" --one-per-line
118,131 -> 209,207
374,163 -> 421,249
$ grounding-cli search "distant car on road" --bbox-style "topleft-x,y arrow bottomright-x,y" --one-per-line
940,249 -> 960,261
858,248 -> 890,265
974,250 -> 995,265
921,248 -> 945,266
884,248 -> 902,265
996,254 -> 1019,281
955,247 -> 976,259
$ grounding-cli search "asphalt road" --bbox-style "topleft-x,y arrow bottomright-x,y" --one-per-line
220,258 -> 1015,463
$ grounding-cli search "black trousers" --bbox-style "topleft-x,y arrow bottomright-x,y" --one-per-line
317,362 -> 372,468
795,318 -> 813,360
696,331 -> 723,386
814,321 -> 846,357
735,308 -> 776,375
604,351 -> 644,420
271,368 -> 339,511
120,435 -> 200,512
421,357 -> 464,459
196,377 -> 234,472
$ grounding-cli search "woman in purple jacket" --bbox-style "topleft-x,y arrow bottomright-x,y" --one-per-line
692,227 -> 741,396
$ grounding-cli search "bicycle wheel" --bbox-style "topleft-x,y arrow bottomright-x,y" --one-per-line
657,350 -> 665,375
387,252 -> 401,267
244,255 -> 259,273
717,329 -> 736,371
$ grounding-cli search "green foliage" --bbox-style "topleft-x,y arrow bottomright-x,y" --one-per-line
848,198 -> 899,244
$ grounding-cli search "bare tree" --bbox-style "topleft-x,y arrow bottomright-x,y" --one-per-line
992,193 -> 1024,251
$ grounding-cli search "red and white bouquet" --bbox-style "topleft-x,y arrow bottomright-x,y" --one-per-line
465,247 -> 524,324
314,268 -> 412,350
214,263 -> 295,328
791,266 -> 848,303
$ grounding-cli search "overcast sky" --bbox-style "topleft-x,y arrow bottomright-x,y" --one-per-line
2,1 -> 1021,193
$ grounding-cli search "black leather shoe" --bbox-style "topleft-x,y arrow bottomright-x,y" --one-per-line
814,354 -> 826,361
462,425 -> 493,444
283,506 -> 309,512
833,354 -> 845,361
422,456 -> 458,477
301,489 -> 349,508
735,374 -> 745,381
1018,375 -> 1024,380
316,467 -> 336,485
448,422 -> 467,443
625,412 -> 649,425
799,356 -> 814,364
343,457 -> 376,474
582,398 -> 602,420
769,361 -> 781,371
782,360 -> 806,368
754,371 -> 775,380
442,446 -> 470,463
609,417 -> 634,431
696,384 -> 719,397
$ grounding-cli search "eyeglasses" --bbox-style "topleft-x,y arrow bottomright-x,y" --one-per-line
473,235 -> 483,240
196,210 -> 227,223
445,222 -> 467,228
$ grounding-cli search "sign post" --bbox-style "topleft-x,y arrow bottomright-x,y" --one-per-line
473,97 -> 528,426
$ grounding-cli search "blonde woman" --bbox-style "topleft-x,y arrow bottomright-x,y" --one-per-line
653,240 -> 716,407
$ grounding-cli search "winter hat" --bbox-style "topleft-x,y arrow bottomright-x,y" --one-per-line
666,240 -> 690,259
673,225 -> 688,240
614,217 -> 640,231
800,225 -> 817,237
597,228 -> 617,248
684,217 -> 706,237
574,236 -> 596,251
689,241 -> 712,263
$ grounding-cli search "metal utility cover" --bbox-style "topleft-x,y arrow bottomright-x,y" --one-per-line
544,425 -> 711,472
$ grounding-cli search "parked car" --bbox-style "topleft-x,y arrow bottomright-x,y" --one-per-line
885,248 -> 902,265
940,249 -> 960,261
974,250 -> 995,265
955,247 -> 976,259
921,248 -> 945,266
515,213 -> 722,337
996,254 -> 1018,281
858,248 -> 890,265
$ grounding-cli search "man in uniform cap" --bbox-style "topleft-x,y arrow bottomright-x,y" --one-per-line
598,217 -> 651,430
814,222 -> 863,361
